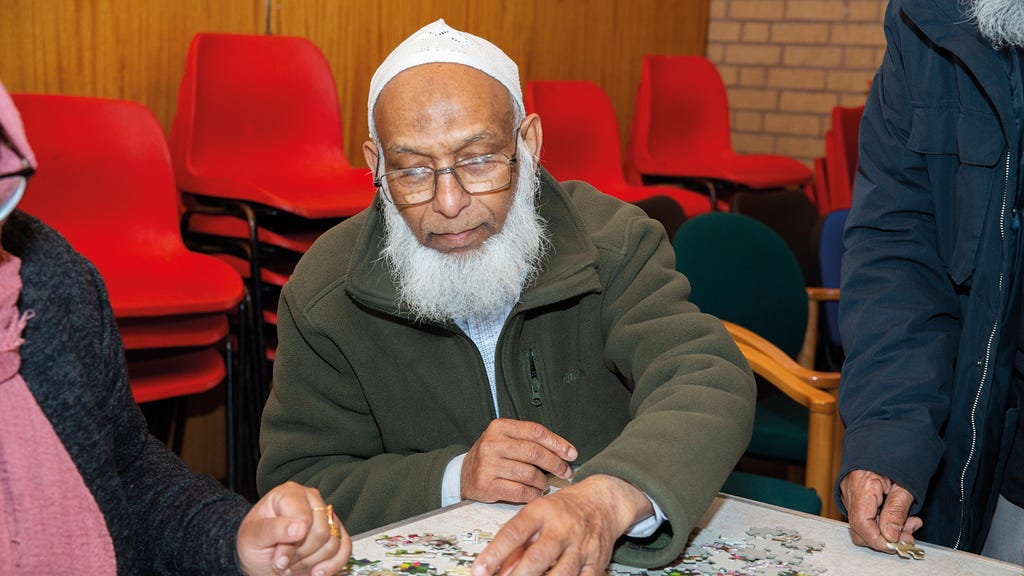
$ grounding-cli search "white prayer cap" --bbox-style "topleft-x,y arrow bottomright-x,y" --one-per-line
367,19 -> 524,140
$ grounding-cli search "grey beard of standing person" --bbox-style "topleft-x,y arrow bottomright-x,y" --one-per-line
967,0 -> 1024,47
378,136 -> 550,324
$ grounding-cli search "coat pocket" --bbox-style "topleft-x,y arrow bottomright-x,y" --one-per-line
907,105 -> 1003,285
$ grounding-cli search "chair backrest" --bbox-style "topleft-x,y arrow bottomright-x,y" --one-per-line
825,105 -> 863,211
635,55 -> 732,162
170,32 -> 352,180
524,80 -> 626,188
673,212 -> 808,359
730,188 -> 821,285
14,94 -> 184,259
817,208 -> 849,348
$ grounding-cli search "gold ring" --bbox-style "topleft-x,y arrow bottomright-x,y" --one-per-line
315,504 -> 342,539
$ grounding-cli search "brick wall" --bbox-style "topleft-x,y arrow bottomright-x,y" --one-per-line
707,0 -> 887,167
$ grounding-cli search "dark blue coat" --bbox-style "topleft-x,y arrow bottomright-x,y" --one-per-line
838,0 -> 1024,552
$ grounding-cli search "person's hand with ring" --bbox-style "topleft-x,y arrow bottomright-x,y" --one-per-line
236,481 -> 351,576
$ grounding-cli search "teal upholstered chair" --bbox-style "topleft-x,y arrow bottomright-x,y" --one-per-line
673,212 -> 840,516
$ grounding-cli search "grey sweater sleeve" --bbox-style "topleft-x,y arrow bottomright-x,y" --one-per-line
9,211 -> 250,574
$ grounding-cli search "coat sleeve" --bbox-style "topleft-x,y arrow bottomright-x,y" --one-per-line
573,198 -> 756,568
835,2 -> 958,516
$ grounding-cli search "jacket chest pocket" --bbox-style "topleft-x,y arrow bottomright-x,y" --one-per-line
907,106 -> 1004,285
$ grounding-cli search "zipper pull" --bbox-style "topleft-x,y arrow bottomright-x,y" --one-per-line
528,350 -> 543,406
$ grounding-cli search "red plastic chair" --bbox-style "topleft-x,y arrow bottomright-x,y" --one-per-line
824,105 -> 863,212
525,80 -> 725,224
14,95 -> 245,320
626,55 -> 811,207
13,93 -> 253,494
170,32 -> 375,370
170,32 -> 375,220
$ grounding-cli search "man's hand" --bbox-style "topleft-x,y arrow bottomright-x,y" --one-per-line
236,481 -> 351,576
471,474 -> 653,576
840,469 -> 923,553
461,418 -> 578,503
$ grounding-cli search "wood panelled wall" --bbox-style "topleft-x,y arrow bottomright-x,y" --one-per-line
0,0 -> 708,165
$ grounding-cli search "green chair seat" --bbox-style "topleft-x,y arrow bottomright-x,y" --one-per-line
722,470 -> 822,515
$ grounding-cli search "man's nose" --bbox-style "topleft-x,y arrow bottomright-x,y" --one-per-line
432,170 -> 471,218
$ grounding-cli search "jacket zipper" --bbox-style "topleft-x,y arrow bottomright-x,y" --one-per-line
526,348 -> 555,431
955,150 -> 1011,549
528,349 -> 543,407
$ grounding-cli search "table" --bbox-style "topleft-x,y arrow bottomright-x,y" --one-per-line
349,494 -> 1023,576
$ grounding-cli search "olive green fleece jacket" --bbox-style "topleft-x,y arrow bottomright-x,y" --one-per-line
257,171 -> 755,567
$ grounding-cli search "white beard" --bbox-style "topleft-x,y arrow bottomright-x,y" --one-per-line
379,141 -> 550,324
967,0 -> 1024,48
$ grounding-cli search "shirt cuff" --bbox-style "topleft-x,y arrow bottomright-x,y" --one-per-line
623,493 -> 666,538
441,453 -> 467,507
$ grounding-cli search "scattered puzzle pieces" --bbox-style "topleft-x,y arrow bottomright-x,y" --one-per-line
352,524 -> 829,576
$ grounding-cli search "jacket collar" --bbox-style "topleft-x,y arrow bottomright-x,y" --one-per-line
344,167 -> 604,323
900,0 -> 1015,129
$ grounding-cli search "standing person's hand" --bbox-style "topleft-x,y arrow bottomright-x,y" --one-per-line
471,474 -> 653,576
236,481 -> 351,576
461,418 -> 577,503
840,469 -> 923,553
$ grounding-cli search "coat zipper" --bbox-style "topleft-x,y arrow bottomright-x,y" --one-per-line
528,349 -> 543,407
526,349 -> 555,429
955,150 -> 1011,549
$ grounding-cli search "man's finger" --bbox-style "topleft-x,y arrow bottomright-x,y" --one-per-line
844,486 -> 890,551
472,511 -> 537,576
497,420 -> 577,463
503,439 -> 573,480
879,485 -> 914,543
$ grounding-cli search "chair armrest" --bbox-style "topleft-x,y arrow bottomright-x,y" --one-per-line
732,340 -> 837,514
735,341 -> 835,414
723,321 -> 840,392
807,286 -> 840,302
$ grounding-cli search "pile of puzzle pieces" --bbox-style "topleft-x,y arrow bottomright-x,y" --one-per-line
345,525 -> 827,576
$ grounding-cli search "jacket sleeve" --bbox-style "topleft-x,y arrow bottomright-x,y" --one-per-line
257,288 -> 467,534
835,2 -> 958,516
573,199 -> 756,568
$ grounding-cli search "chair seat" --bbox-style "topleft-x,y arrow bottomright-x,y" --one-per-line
185,211 -> 328,254
127,347 -> 226,404
178,168 -> 376,220
641,152 -> 811,190
118,313 -> 230,350
87,250 -> 244,318
596,182 -> 728,213
722,470 -> 821,515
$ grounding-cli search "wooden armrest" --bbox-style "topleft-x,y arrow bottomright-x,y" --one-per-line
723,321 -> 840,392
732,340 -> 838,514
735,342 -> 835,414
806,286 -> 840,302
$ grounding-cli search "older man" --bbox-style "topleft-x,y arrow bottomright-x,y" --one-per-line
838,0 -> 1024,565
258,20 -> 755,574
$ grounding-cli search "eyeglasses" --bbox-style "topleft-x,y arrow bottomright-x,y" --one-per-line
375,152 -> 518,207
0,129 -> 34,218
0,128 -> 35,182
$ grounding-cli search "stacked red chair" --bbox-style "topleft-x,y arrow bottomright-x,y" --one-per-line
169,32 -> 377,393
13,94 -> 254,498
824,104 -> 863,213
524,80 -> 725,236
625,55 -> 811,208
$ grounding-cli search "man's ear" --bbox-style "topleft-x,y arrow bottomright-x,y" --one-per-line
363,140 -> 380,179
519,113 -> 542,165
